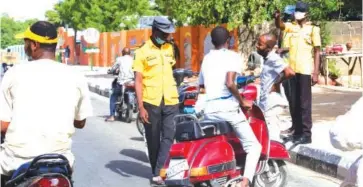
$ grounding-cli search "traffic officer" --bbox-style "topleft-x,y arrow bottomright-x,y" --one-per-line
132,16 -> 179,185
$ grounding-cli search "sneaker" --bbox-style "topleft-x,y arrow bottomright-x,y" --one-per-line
105,116 -> 115,122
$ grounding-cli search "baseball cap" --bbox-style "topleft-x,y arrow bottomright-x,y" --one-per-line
15,21 -> 58,44
152,17 -> 175,34
284,5 -> 296,15
295,1 -> 308,13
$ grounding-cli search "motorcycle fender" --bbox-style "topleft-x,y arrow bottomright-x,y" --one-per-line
269,140 -> 290,160
191,140 -> 235,172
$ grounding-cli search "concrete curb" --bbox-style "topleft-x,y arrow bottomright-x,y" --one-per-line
316,85 -> 363,93
87,81 -> 356,181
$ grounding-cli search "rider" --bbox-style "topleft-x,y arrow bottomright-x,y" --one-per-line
256,34 -> 295,141
199,26 -> 262,187
0,21 -> 92,183
106,47 -> 134,122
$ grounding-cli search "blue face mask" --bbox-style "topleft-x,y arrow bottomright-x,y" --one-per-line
155,37 -> 166,45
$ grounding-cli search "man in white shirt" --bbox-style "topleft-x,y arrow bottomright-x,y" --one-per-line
106,47 -> 134,122
199,26 -> 262,187
0,21 -> 93,182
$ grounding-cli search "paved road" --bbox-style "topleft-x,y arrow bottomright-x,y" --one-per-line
71,93 -> 342,187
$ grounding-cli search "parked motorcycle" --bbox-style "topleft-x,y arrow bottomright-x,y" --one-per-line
159,75 -> 290,187
115,80 -> 138,123
136,68 -> 199,136
3,154 -> 73,187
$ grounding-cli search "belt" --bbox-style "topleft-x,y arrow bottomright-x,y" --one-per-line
206,94 -> 233,102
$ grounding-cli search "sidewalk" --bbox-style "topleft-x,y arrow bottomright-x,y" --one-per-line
86,75 -> 362,181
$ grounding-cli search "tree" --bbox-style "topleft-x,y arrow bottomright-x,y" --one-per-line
0,14 -> 38,49
155,0 -> 340,58
45,10 -> 62,27
54,0 -> 159,32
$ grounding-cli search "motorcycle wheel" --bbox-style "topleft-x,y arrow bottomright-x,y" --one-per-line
136,114 -> 144,136
122,103 -> 133,123
253,160 -> 288,187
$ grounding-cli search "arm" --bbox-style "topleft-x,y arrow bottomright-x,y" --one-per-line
135,72 -> 144,109
226,72 -> 251,108
312,26 -> 322,84
274,10 -> 286,30
0,69 -> 13,134
198,64 -> 205,93
132,50 -> 145,109
74,75 -> 93,129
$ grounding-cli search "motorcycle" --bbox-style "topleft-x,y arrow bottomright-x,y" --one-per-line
136,68 -> 199,136
115,80 -> 138,123
159,75 -> 290,187
3,154 -> 73,187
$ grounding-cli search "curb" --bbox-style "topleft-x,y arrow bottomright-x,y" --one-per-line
87,82 -> 352,181
316,85 -> 363,93
284,142 -> 349,181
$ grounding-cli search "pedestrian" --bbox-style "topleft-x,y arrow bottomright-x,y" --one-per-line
106,47 -> 134,122
64,45 -> 70,65
132,16 -> 179,185
256,33 -> 295,142
274,1 -> 321,144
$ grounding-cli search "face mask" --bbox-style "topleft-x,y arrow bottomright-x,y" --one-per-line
155,37 -> 166,45
294,12 -> 306,20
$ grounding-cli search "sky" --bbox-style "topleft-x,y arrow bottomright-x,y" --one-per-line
1,0 -> 59,21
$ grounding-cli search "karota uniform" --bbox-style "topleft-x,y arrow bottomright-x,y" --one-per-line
132,26 -> 179,177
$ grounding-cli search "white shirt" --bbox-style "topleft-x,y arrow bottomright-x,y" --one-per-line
0,59 -> 93,166
258,52 -> 288,112
199,49 -> 243,113
115,55 -> 134,84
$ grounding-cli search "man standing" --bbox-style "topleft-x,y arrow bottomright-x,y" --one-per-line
256,34 -> 295,141
64,45 -> 70,65
133,17 -> 179,185
1,21 -> 92,184
106,48 -> 134,122
275,1 -> 321,144
199,26 -> 261,187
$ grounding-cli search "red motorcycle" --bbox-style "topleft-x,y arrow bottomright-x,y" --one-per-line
160,80 -> 290,187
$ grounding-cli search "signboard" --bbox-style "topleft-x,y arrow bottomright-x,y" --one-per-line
83,28 -> 100,44
84,48 -> 100,53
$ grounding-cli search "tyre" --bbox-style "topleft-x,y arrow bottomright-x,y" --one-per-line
253,160 -> 288,187
123,103 -> 133,123
136,113 -> 144,136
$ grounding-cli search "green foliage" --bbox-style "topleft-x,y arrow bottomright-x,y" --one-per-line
328,59 -> 341,79
45,10 -> 62,27
0,14 -> 38,49
52,0 -> 159,32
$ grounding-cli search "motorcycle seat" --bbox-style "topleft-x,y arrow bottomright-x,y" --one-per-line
199,120 -> 234,136
175,119 -> 234,142
11,161 -> 70,179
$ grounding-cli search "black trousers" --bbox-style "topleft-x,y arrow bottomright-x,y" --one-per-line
283,73 -> 312,137
143,99 -> 179,177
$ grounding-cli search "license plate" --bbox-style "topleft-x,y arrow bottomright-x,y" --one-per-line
166,159 -> 189,179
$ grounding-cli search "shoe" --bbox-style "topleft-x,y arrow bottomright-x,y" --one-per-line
280,127 -> 295,136
105,116 -> 115,122
150,176 -> 165,186
292,135 -> 312,145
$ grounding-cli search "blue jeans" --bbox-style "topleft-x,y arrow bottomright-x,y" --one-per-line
110,83 -> 122,116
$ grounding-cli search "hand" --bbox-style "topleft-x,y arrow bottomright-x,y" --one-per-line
240,99 -> 253,111
312,73 -> 319,86
139,107 -> 150,124
274,10 -> 281,19
276,48 -> 286,54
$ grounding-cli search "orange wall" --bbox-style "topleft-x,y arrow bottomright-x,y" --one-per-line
58,25 -> 239,71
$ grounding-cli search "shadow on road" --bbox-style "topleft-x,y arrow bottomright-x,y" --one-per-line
130,137 -> 143,142
120,149 -> 149,163
105,160 -> 151,179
